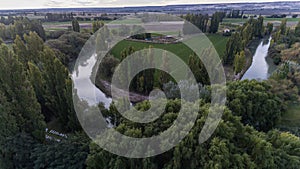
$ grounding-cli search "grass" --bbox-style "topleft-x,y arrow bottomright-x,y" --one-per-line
43,18 -> 141,26
264,17 -> 300,22
107,33 -> 228,81
206,34 -> 229,58
43,19 -> 142,31
109,18 -> 142,24
222,18 -> 246,23
43,20 -> 96,26
110,34 -> 228,62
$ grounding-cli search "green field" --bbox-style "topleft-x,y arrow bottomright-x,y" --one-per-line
110,34 -> 228,62
264,17 -> 300,22
107,34 -> 228,81
222,17 -> 300,24
206,34 -> 229,58
42,20 -> 95,26
43,19 -> 143,31
109,18 -> 142,24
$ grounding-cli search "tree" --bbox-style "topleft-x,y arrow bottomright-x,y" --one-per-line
0,44 -> 46,141
241,23 -> 253,48
46,31 -> 90,66
31,132 -> 89,169
224,32 -> 241,65
279,19 -> 287,35
13,35 -> 27,63
266,22 -> 273,35
96,55 -> 120,79
183,13 -> 209,33
209,12 -> 225,33
227,80 -> 284,131
209,13 -> 220,33
9,17 -> 45,41
2,133 -> 38,169
295,21 -> 300,37
253,15 -> 264,38
40,47 -> 81,131
92,20 -> 104,33
13,32 -> 81,131
86,99 -> 300,169
233,51 -> 246,74
29,20 -> 46,40
72,19 -> 80,32
0,92 -> 18,169
23,32 -> 44,64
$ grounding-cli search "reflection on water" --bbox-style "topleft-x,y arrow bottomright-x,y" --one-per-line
72,54 -> 112,108
242,37 -> 276,80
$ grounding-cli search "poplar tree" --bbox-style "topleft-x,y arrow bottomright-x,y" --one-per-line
72,19 -> 80,32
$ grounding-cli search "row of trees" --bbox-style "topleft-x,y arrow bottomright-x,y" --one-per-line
224,16 -> 266,71
183,12 -> 226,34
227,10 -> 244,18
0,17 -> 46,41
96,43 -> 213,95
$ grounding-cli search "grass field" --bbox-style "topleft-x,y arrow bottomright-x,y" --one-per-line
264,17 -> 300,22
206,34 -> 228,58
110,34 -> 228,62
107,34 -> 228,81
43,19 -> 142,31
109,18 -> 142,24
42,20 -> 94,26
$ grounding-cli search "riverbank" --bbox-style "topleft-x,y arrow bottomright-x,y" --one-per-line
95,79 -> 149,103
223,39 -> 261,81
242,37 -> 276,80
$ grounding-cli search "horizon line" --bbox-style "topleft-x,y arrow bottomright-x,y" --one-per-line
0,0 -> 298,11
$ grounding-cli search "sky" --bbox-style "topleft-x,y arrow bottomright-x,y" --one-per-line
0,0 -> 299,9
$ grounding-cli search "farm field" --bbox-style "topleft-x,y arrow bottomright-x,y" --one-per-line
42,18 -> 142,31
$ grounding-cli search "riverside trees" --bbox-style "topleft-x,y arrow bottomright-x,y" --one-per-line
224,16 -> 265,67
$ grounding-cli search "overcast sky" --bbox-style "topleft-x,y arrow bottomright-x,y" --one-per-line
0,0 -> 299,9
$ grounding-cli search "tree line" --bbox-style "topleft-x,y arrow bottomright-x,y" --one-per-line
183,12 -> 226,34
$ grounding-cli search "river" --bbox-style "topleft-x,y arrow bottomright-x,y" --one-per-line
242,37 -> 277,80
72,37 -> 276,107
72,54 -> 112,108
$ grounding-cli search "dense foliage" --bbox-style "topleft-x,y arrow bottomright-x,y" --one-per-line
0,14 -> 300,169
86,100 -> 300,169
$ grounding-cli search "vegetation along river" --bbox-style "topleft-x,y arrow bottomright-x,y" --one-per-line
73,37 -> 277,107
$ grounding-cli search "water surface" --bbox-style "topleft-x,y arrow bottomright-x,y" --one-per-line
242,37 -> 276,80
